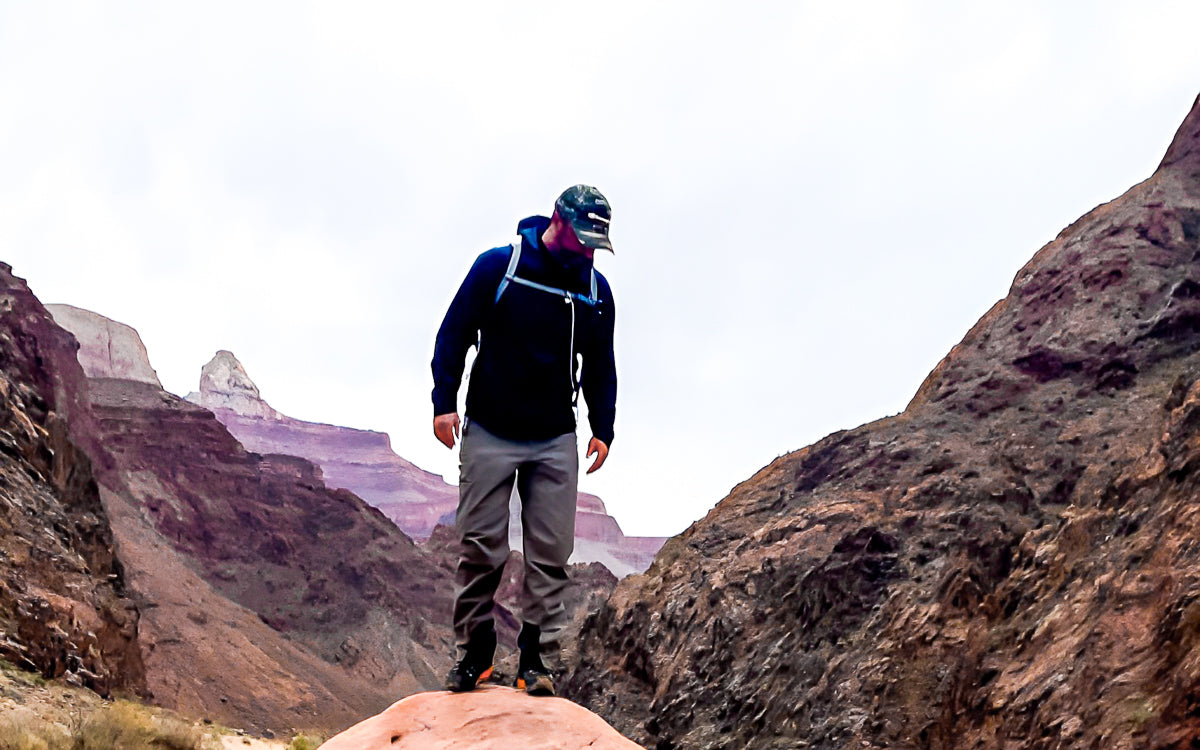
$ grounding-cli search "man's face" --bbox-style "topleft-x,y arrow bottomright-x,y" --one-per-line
551,212 -> 594,259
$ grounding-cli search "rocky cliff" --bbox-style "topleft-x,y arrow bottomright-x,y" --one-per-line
0,267 -> 144,697
567,96 -> 1200,750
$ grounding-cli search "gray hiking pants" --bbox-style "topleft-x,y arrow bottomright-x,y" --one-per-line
453,420 -> 577,657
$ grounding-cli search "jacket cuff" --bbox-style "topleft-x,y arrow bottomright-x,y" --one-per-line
592,423 -> 614,447
432,390 -> 458,416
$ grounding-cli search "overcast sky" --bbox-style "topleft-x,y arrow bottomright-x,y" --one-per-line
1,2 -> 1198,536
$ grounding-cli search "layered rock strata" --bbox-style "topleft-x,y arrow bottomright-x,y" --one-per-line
187,350 -> 460,538
0,267 -> 144,697
567,95 -> 1200,749
188,350 -> 665,573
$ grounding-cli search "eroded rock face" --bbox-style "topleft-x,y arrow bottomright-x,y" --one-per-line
320,686 -> 643,750
0,267 -> 144,697
45,304 -> 161,386
98,482 -> 387,734
567,96 -> 1200,749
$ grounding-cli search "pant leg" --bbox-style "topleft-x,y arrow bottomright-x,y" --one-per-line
516,431 -> 579,653
453,421 -> 521,653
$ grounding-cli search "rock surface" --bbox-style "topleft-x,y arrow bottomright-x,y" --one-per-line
46,304 -> 161,386
567,96 -> 1200,749
0,267 -> 144,697
319,686 -> 643,750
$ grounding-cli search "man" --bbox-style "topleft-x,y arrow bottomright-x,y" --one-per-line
431,185 -> 617,696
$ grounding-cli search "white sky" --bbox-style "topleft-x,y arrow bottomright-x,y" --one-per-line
1,2 -> 1198,536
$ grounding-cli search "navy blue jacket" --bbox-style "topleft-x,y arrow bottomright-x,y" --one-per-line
431,215 -> 616,445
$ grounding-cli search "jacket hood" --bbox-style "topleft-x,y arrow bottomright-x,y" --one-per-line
517,215 -> 551,248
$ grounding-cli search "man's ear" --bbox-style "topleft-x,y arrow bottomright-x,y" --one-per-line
543,211 -> 561,244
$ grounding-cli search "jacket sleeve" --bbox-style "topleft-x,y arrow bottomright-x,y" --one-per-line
581,277 -> 617,445
431,250 -> 506,416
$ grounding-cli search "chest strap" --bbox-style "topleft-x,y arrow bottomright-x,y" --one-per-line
495,239 -> 599,306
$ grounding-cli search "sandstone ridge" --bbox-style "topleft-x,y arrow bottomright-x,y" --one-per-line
568,94 -> 1200,749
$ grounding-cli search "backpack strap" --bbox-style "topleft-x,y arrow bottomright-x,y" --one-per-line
494,239 -> 523,304
494,237 -> 600,307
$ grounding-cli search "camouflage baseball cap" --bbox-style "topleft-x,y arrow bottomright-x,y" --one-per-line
555,185 -> 614,253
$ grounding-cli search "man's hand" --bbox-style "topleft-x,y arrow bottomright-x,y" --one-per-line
586,437 -> 609,474
434,413 -> 461,449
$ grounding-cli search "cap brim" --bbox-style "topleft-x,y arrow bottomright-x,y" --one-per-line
572,221 -> 614,253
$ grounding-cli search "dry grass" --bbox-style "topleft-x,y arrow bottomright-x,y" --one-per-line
285,733 -> 326,750
0,701 -> 215,750
0,712 -> 69,750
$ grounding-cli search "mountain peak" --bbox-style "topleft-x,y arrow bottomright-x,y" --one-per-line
193,350 -> 277,418
1158,92 -> 1200,177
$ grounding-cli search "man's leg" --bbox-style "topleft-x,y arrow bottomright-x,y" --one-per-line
453,422 -> 521,658
516,431 -> 579,670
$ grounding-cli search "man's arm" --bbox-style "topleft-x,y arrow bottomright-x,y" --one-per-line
581,278 -> 616,472
431,250 -> 505,447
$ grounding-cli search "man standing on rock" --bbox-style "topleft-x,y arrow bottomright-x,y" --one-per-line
431,185 -> 617,696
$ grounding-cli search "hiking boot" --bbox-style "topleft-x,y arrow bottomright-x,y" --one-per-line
515,622 -> 555,696
445,622 -> 496,692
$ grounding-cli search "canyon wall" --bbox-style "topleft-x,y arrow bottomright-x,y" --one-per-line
0,268 -> 145,699
567,95 -> 1200,750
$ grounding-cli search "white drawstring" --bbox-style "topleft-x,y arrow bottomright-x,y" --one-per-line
567,294 -> 581,424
